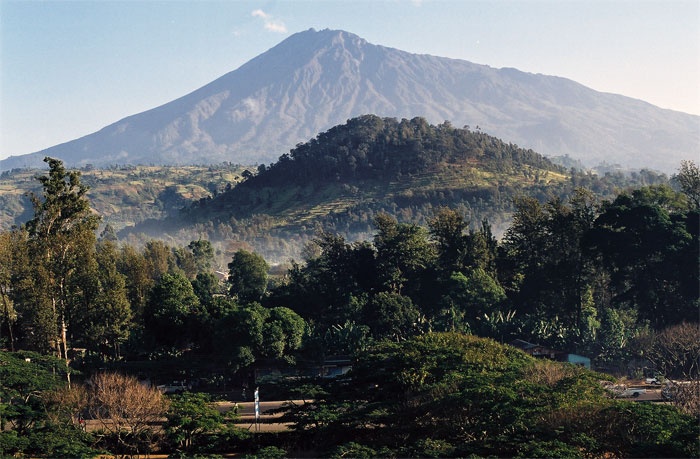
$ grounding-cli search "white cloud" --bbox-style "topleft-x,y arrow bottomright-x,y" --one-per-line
264,20 -> 287,33
251,9 -> 269,19
251,9 -> 287,33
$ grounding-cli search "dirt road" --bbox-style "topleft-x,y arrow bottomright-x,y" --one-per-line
216,399 -> 307,432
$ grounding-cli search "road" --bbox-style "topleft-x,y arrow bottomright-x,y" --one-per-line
619,388 -> 664,402
216,400 -> 308,432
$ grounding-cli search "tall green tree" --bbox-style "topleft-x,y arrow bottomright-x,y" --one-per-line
500,190 -> 598,348
428,207 -> 469,275
191,272 -> 222,307
590,185 -> 697,328
173,246 -> 198,279
7,228 -> 55,354
373,213 -> 435,296
261,307 -> 307,362
143,239 -> 174,282
165,392 -> 234,453
117,244 -> 152,325
0,231 -> 17,351
188,239 -> 215,274
23,158 -> 99,372
267,232 -> 378,338
228,250 -> 269,304
364,291 -> 421,340
82,241 -> 132,359
145,272 -> 201,348
673,160 -> 700,210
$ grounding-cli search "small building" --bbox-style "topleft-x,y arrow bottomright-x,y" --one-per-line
509,339 -> 557,359
510,339 -> 590,369
555,352 -> 591,369
319,355 -> 352,378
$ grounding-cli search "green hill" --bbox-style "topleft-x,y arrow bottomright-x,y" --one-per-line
186,115 -> 567,220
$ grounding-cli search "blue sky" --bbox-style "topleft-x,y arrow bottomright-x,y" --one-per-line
1,0 -> 698,160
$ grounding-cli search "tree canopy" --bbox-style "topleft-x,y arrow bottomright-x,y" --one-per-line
277,332 -> 698,458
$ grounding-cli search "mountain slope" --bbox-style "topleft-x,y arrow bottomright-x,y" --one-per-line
2,28 -> 697,173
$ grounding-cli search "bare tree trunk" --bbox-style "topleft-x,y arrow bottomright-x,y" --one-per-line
0,285 -> 14,351
52,296 -> 62,359
61,314 -> 71,388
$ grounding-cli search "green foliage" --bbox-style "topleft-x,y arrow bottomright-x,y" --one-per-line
192,272 -> 222,306
11,157 -> 100,362
145,272 -> 201,348
322,320 -> 373,356
604,402 -> 699,458
0,350 -> 96,457
228,249 -> 270,304
590,185 -> 698,328
329,442 -> 382,458
25,157 -> 99,240
672,160 -> 700,210
373,212 -> 436,295
263,307 -> 307,361
75,240 -> 132,360
22,423 -> 99,458
364,291 -> 421,340
0,230 -> 21,351
1,424 -> 99,458
428,207 -> 471,275
447,268 -> 505,318
0,350 -> 68,433
165,392 -> 245,454
0,134 -> 697,458
208,302 -> 307,370
189,239 -> 215,273
515,439 -> 584,458
243,445 -> 287,459
279,332 -> 697,458
595,307 -> 634,364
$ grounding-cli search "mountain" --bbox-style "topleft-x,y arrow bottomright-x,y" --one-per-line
2,28 -> 697,173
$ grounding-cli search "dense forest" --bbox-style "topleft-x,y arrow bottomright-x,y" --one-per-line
0,155 -> 698,457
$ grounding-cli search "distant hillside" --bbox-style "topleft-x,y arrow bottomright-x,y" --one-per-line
124,116 -> 668,261
2,28 -> 697,173
0,164 -> 248,232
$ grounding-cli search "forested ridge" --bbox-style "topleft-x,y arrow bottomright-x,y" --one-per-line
1,155 -> 698,457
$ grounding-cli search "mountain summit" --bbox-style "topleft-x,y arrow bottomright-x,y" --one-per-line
2,28 -> 697,173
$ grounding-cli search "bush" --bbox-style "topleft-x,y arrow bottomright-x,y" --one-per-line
244,445 -> 287,459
